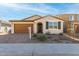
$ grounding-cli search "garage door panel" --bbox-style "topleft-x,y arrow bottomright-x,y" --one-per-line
14,24 -> 33,33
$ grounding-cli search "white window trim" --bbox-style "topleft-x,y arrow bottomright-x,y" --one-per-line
48,22 -> 58,30
69,16 -> 74,21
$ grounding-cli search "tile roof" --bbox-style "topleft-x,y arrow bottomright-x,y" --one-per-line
9,15 -> 64,22
9,15 -> 42,22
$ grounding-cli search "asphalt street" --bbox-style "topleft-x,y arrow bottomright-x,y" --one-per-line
0,44 -> 79,56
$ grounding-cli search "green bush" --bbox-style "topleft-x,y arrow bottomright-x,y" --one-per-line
36,34 -> 48,41
4,26 -> 7,32
59,33 -> 63,35
32,34 -> 37,37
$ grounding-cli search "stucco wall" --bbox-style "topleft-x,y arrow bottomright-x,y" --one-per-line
56,14 -> 79,33
34,16 -> 64,34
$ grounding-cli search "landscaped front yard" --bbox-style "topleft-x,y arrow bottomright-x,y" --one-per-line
32,33 -> 79,43
0,33 -> 79,43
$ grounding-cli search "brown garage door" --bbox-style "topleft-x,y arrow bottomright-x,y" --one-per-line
14,24 -> 33,33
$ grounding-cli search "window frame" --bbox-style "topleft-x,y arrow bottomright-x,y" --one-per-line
69,15 -> 74,21
77,16 -> 79,22
46,22 -> 58,29
54,22 -> 58,29
58,22 -> 61,29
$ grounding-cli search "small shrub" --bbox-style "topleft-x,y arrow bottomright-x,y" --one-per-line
4,26 -> 7,32
36,34 -> 48,41
32,34 -> 37,37
52,33 -> 56,35
59,33 -> 63,35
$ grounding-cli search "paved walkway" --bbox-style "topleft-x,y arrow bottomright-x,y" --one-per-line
64,34 -> 79,41
0,44 -> 79,56
0,32 -> 8,35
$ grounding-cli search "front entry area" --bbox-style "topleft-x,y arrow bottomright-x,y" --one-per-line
74,24 -> 79,33
37,23 -> 43,33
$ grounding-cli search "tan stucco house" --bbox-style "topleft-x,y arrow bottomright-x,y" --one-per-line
10,15 -> 64,34
56,14 -> 79,33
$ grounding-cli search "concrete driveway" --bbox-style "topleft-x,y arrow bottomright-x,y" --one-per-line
0,44 -> 79,56
0,34 -> 30,43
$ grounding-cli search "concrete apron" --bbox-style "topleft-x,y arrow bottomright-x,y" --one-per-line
0,44 -> 79,56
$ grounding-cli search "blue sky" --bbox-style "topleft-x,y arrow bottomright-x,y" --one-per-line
0,3 -> 79,21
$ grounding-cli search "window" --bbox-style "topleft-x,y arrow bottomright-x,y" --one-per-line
70,22 -> 74,29
54,22 -> 58,29
58,22 -> 61,29
46,22 -> 58,29
77,16 -> 79,21
48,22 -> 54,29
69,16 -> 74,21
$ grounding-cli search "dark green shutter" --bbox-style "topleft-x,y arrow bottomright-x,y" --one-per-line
46,22 -> 48,29
58,22 -> 61,29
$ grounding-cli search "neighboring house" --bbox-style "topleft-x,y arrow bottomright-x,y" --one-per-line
56,14 -> 79,33
0,20 -> 11,33
10,15 -> 64,34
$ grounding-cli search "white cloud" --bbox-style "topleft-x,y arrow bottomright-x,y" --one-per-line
2,3 -> 79,20
1,3 -> 79,15
0,3 -> 25,10
2,3 -> 79,15
0,3 -> 60,15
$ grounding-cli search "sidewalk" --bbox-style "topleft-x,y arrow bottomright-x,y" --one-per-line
0,44 -> 79,56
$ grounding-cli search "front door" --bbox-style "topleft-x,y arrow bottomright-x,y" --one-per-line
37,23 -> 43,33
75,24 -> 79,33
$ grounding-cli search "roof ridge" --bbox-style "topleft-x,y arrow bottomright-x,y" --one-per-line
9,15 -> 64,22
32,15 -> 64,21
52,16 -> 63,20
9,15 -> 42,22
22,15 -> 42,21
